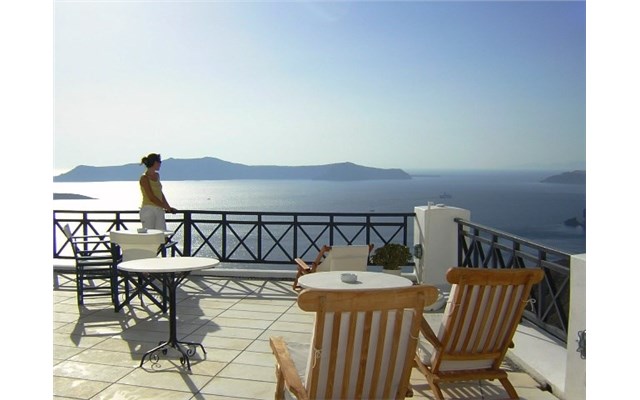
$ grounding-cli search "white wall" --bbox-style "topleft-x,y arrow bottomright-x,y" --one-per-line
413,204 -> 471,288
564,254 -> 586,399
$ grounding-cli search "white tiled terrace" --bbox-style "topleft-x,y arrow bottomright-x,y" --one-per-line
53,272 -> 559,400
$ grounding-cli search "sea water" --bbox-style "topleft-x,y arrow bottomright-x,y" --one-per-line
53,170 -> 586,254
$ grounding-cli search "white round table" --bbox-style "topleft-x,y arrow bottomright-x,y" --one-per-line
114,228 -> 168,236
118,256 -> 219,370
117,256 -> 218,274
297,271 -> 413,291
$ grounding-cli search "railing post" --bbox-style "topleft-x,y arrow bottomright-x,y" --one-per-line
403,215 -> 408,245
457,221 -> 464,266
183,211 -> 192,256
53,211 -> 58,257
490,234 -> 499,268
293,215 -> 298,259
366,215 -> 371,245
257,214 -> 262,262
329,215 -> 334,245
221,212 -> 227,260
82,212 -> 89,236
114,212 -> 122,231
512,241 -> 521,267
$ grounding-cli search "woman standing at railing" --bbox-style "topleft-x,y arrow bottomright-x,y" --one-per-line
139,153 -> 177,230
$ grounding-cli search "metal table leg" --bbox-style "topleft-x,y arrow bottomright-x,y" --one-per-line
139,272 -> 206,370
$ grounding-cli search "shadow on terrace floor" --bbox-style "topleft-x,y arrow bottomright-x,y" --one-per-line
53,272 -> 557,400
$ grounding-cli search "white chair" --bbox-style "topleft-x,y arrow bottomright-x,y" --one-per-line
292,244 -> 373,290
110,231 -> 165,261
110,230 -> 168,312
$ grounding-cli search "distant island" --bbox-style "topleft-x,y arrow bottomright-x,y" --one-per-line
541,170 -> 585,184
564,208 -> 586,230
53,157 -> 412,182
53,193 -> 96,200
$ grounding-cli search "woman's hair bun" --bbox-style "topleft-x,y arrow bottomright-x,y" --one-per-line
141,153 -> 161,167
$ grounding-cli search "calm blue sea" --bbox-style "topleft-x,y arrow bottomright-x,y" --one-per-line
53,170 -> 586,254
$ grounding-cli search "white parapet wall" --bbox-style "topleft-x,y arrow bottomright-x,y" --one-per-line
564,253 -> 586,399
413,204 -> 471,287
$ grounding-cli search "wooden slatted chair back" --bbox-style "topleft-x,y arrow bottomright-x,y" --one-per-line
431,268 -> 544,373
316,245 -> 371,273
298,285 -> 439,399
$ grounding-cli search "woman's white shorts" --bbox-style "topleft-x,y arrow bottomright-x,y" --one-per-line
139,205 -> 166,231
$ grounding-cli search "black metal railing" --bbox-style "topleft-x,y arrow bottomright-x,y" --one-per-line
54,210 -> 415,265
53,210 -> 573,343
456,218 -> 571,343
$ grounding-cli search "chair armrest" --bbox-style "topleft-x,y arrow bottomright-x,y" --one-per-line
269,337 -> 308,400
77,251 -> 113,258
158,240 -> 179,257
74,243 -> 111,248
72,237 -> 112,258
311,245 -> 331,266
294,258 -> 312,272
420,316 -> 442,350
71,238 -> 110,247
162,240 -> 179,249
71,234 -> 109,240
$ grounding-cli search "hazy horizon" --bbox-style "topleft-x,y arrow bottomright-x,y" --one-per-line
52,156 -> 586,178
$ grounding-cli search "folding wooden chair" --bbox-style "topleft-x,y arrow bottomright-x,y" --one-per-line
292,244 -> 373,290
270,285 -> 440,399
62,224 -> 115,306
414,267 -> 544,399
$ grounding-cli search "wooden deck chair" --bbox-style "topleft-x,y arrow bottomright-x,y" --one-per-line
292,244 -> 373,290
414,267 -> 544,400
110,231 -> 168,312
270,285 -> 440,400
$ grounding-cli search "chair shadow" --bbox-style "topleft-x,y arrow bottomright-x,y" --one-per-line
183,276 -> 298,300
410,381 -> 501,399
58,274 -> 292,396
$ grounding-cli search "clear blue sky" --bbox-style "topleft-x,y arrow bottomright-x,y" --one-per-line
53,0 -> 586,173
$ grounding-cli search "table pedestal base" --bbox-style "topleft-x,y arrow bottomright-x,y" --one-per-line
117,258 -> 219,371
138,271 -> 206,371
140,339 -> 206,371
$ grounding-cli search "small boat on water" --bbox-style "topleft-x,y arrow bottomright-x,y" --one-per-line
439,192 -> 452,199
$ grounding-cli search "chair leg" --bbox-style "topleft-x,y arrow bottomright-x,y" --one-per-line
292,266 -> 311,291
428,380 -> 445,400
292,272 -> 302,290
111,269 -> 120,312
499,377 -> 519,399
274,364 -> 285,400
405,385 -> 414,397
414,360 -> 444,400
76,268 -> 84,305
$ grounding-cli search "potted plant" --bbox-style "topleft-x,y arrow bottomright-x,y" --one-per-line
371,243 -> 412,275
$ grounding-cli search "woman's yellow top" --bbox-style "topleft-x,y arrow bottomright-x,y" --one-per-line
140,175 -> 163,208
